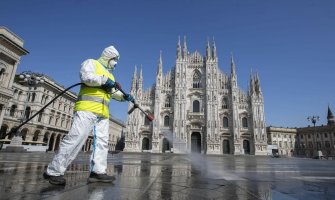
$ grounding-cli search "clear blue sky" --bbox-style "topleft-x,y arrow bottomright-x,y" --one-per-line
1,0 -> 335,128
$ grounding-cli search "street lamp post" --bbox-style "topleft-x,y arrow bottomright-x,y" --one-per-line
307,115 -> 320,158
9,71 -> 44,146
18,72 -> 44,123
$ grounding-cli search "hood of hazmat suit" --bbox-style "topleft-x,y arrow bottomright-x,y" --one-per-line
97,45 -> 120,70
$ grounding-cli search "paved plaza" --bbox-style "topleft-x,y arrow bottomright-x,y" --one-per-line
0,152 -> 335,200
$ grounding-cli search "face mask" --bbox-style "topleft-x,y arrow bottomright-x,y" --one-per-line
107,59 -> 117,70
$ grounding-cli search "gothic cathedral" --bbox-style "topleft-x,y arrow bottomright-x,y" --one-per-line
124,37 -> 267,155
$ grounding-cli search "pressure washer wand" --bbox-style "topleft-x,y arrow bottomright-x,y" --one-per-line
115,84 -> 154,121
128,100 -> 154,121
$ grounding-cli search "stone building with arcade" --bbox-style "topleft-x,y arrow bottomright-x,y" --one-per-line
0,27 -> 29,127
266,106 -> 335,158
0,73 -> 125,152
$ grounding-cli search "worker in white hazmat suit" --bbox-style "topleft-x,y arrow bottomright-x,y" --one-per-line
43,45 -> 134,185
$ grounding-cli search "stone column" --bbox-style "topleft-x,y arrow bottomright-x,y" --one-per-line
8,62 -> 19,89
37,132 -> 44,146
51,135 -> 57,151
0,104 -> 6,127
25,131 -> 33,142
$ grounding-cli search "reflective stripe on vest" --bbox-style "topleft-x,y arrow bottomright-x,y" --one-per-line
74,60 -> 115,118
77,95 -> 110,107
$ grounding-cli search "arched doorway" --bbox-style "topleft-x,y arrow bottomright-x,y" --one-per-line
191,132 -> 201,153
243,140 -> 250,154
162,138 -> 170,153
142,137 -> 150,150
43,132 -> 50,146
48,134 -> 55,151
0,125 -> 8,139
223,139 -> 230,154
32,131 -> 40,145
54,135 -> 62,151
8,127 -> 17,139
21,128 -> 29,142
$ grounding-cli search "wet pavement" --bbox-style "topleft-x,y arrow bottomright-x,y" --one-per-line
0,152 -> 335,200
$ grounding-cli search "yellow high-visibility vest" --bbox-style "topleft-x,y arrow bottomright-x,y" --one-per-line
75,60 -> 115,118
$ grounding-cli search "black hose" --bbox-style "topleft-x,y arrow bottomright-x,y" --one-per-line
3,82 -> 83,138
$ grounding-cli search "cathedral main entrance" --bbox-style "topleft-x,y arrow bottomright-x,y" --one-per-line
243,140 -> 250,154
191,132 -> 201,153
142,138 -> 150,150
162,138 -> 170,153
223,139 -> 230,154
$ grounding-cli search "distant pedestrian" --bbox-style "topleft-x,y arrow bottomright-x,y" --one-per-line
318,150 -> 323,159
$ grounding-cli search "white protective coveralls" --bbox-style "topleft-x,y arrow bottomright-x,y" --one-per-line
46,47 -> 125,176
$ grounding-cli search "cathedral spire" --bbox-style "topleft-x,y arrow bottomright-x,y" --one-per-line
249,68 -> 255,95
231,53 -> 236,78
157,50 -> 163,75
206,37 -> 211,60
256,72 -> 262,94
131,65 -> 137,92
138,65 -> 143,92
176,36 -> 181,60
255,72 -> 262,95
327,105 -> 335,126
230,53 -> 237,88
212,36 -> 217,59
182,36 -> 187,59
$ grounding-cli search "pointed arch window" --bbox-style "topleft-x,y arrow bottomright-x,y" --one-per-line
144,117 -> 150,126
223,117 -> 228,128
222,97 -> 228,109
164,115 -> 170,127
193,70 -> 201,88
165,96 -> 171,108
193,100 -> 200,112
242,117 -> 248,128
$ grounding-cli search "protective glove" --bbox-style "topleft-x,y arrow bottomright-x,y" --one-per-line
103,78 -> 115,89
115,82 -> 122,90
123,93 -> 134,102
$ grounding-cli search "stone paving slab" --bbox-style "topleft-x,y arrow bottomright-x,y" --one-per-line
0,152 -> 335,199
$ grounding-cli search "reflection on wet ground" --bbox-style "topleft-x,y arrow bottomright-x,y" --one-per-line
0,152 -> 335,199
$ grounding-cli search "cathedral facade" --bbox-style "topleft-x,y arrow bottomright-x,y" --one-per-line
124,37 -> 267,155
